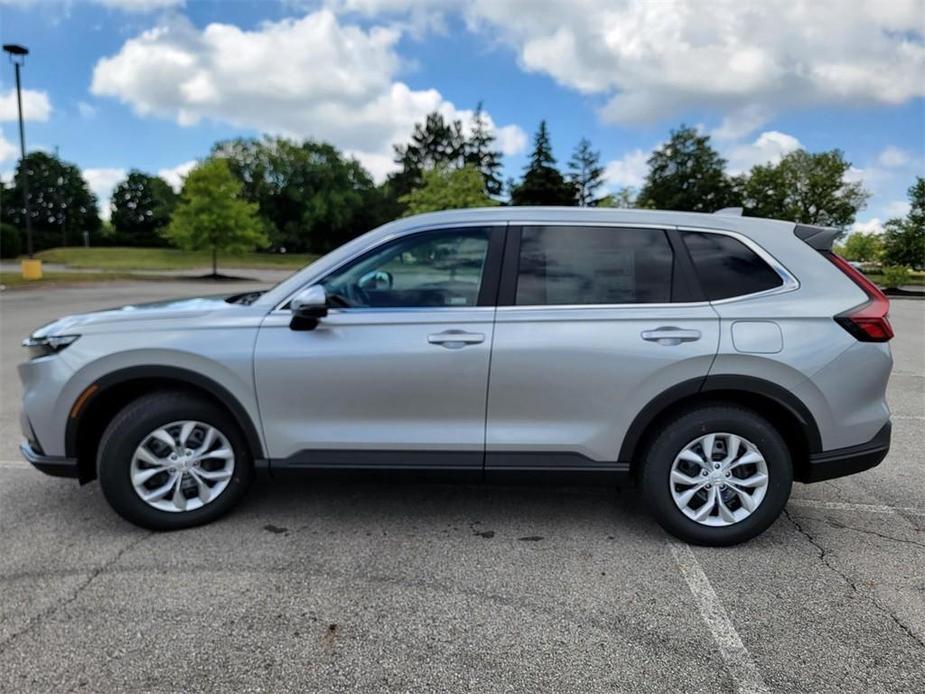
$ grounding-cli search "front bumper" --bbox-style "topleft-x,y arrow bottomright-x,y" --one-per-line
20,440 -> 80,479
802,422 -> 891,483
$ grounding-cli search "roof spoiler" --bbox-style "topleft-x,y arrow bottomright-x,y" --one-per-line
794,224 -> 841,251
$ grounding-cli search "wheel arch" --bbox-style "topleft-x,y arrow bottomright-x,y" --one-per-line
66,366 -> 265,484
620,375 -> 822,482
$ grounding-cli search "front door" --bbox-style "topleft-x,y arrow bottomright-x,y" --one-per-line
255,225 -> 504,469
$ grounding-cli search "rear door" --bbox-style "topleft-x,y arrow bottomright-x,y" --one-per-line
485,224 -> 720,470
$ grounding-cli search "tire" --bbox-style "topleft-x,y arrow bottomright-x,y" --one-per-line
640,403 -> 792,546
97,391 -> 253,530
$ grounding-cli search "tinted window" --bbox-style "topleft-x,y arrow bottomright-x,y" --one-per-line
321,229 -> 489,308
515,226 -> 673,305
682,232 -> 783,300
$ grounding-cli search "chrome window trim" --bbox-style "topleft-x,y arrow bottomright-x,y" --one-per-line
274,220 -> 799,312
674,225 -> 800,304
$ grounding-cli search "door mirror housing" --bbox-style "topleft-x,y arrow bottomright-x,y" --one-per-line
290,285 -> 328,331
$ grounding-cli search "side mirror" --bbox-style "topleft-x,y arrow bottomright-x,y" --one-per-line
289,285 -> 327,331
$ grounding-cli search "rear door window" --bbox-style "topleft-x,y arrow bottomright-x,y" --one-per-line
515,226 -> 674,305
681,231 -> 783,300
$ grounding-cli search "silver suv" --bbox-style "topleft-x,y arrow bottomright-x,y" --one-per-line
19,208 -> 893,545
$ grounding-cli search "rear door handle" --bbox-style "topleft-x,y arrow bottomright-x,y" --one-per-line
641,327 -> 702,346
427,330 -> 486,348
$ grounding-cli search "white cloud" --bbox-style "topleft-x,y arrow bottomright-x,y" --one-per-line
91,10 -> 524,181
883,199 -> 911,218
877,146 -> 911,168
0,0 -> 183,10
0,88 -> 52,122
83,167 -> 126,219
157,159 -> 196,190
95,0 -> 184,9
329,1 -> 925,125
603,149 -> 649,189
77,101 -> 97,119
851,218 -> 885,234
724,130 -> 802,174
0,128 -> 17,163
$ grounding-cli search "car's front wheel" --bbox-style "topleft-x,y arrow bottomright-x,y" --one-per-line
98,391 -> 253,530
641,404 -> 793,546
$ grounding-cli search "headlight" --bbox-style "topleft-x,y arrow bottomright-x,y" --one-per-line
22,334 -> 80,359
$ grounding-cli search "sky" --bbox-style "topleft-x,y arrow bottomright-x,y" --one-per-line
0,0 -> 922,231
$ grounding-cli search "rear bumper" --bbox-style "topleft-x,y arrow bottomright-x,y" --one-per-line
19,440 -> 80,479
802,422 -> 891,483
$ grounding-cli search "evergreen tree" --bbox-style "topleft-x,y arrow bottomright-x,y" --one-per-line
463,102 -> 503,196
637,125 -> 738,212
389,112 -> 466,199
510,121 -> 577,206
568,137 -> 605,206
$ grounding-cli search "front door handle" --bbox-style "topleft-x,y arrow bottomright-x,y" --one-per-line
641,327 -> 702,346
427,330 -> 486,349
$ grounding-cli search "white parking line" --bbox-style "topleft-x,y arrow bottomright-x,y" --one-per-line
789,498 -> 925,517
668,540 -> 770,694
0,460 -> 28,470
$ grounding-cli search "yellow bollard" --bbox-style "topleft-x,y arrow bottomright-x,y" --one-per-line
20,258 -> 43,280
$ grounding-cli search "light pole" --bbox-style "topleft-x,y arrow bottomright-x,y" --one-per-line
3,43 -> 40,277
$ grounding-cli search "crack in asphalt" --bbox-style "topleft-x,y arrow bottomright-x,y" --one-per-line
0,531 -> 153,654
819,517 -> 925,550
783,509 -> 925,651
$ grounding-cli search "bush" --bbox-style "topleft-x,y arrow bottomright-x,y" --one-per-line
880,265 -> 911,289
0,223 -> 21,258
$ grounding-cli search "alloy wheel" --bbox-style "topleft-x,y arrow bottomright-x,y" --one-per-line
669,432 -> 769,527
129,420 -> 235,513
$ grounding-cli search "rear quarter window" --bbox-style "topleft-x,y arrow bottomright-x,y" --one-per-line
682,231 -> 783,300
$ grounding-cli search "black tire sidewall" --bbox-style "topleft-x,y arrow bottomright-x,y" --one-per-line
642,405 -> 793,546
98,393 -> 253,530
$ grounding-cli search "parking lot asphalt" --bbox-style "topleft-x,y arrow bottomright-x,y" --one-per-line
0,281 -> 923,693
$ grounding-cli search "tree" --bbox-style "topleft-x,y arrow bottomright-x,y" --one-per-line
399,165 -> 498,216
597,187 -> 637,208
110,170 -> 178,246
213,137 -> 387,253
882,177 -> 925,269
837,231 -> 882,263
164,158 -> 268,277
0,151 -> 100,250
568,137 -> 605,206
741,149 -> 869,227
510,121 -> 576,206
389,112 -> 466,199
463,102 -> 503,196
637,125 -> 738,212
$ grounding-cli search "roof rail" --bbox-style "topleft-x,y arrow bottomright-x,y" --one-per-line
713,207 -> 743,216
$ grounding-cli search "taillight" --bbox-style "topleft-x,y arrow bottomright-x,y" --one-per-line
823,252 -> 893,342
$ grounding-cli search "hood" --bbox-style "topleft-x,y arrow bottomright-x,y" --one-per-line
31,294 -> 248,338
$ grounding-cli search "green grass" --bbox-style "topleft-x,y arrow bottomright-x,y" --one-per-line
0,270 -> 174,288
34,247 -> 318,271
866,272 -> 925,287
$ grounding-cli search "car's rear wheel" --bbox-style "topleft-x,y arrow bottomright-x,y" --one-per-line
641,404 -> 792,546
98,391 -> 252,530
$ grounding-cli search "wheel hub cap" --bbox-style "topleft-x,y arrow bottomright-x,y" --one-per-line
669,432 -> 769,528
129,420 -> 235,513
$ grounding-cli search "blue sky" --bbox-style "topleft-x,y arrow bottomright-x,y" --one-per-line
0,0 -> 922,232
